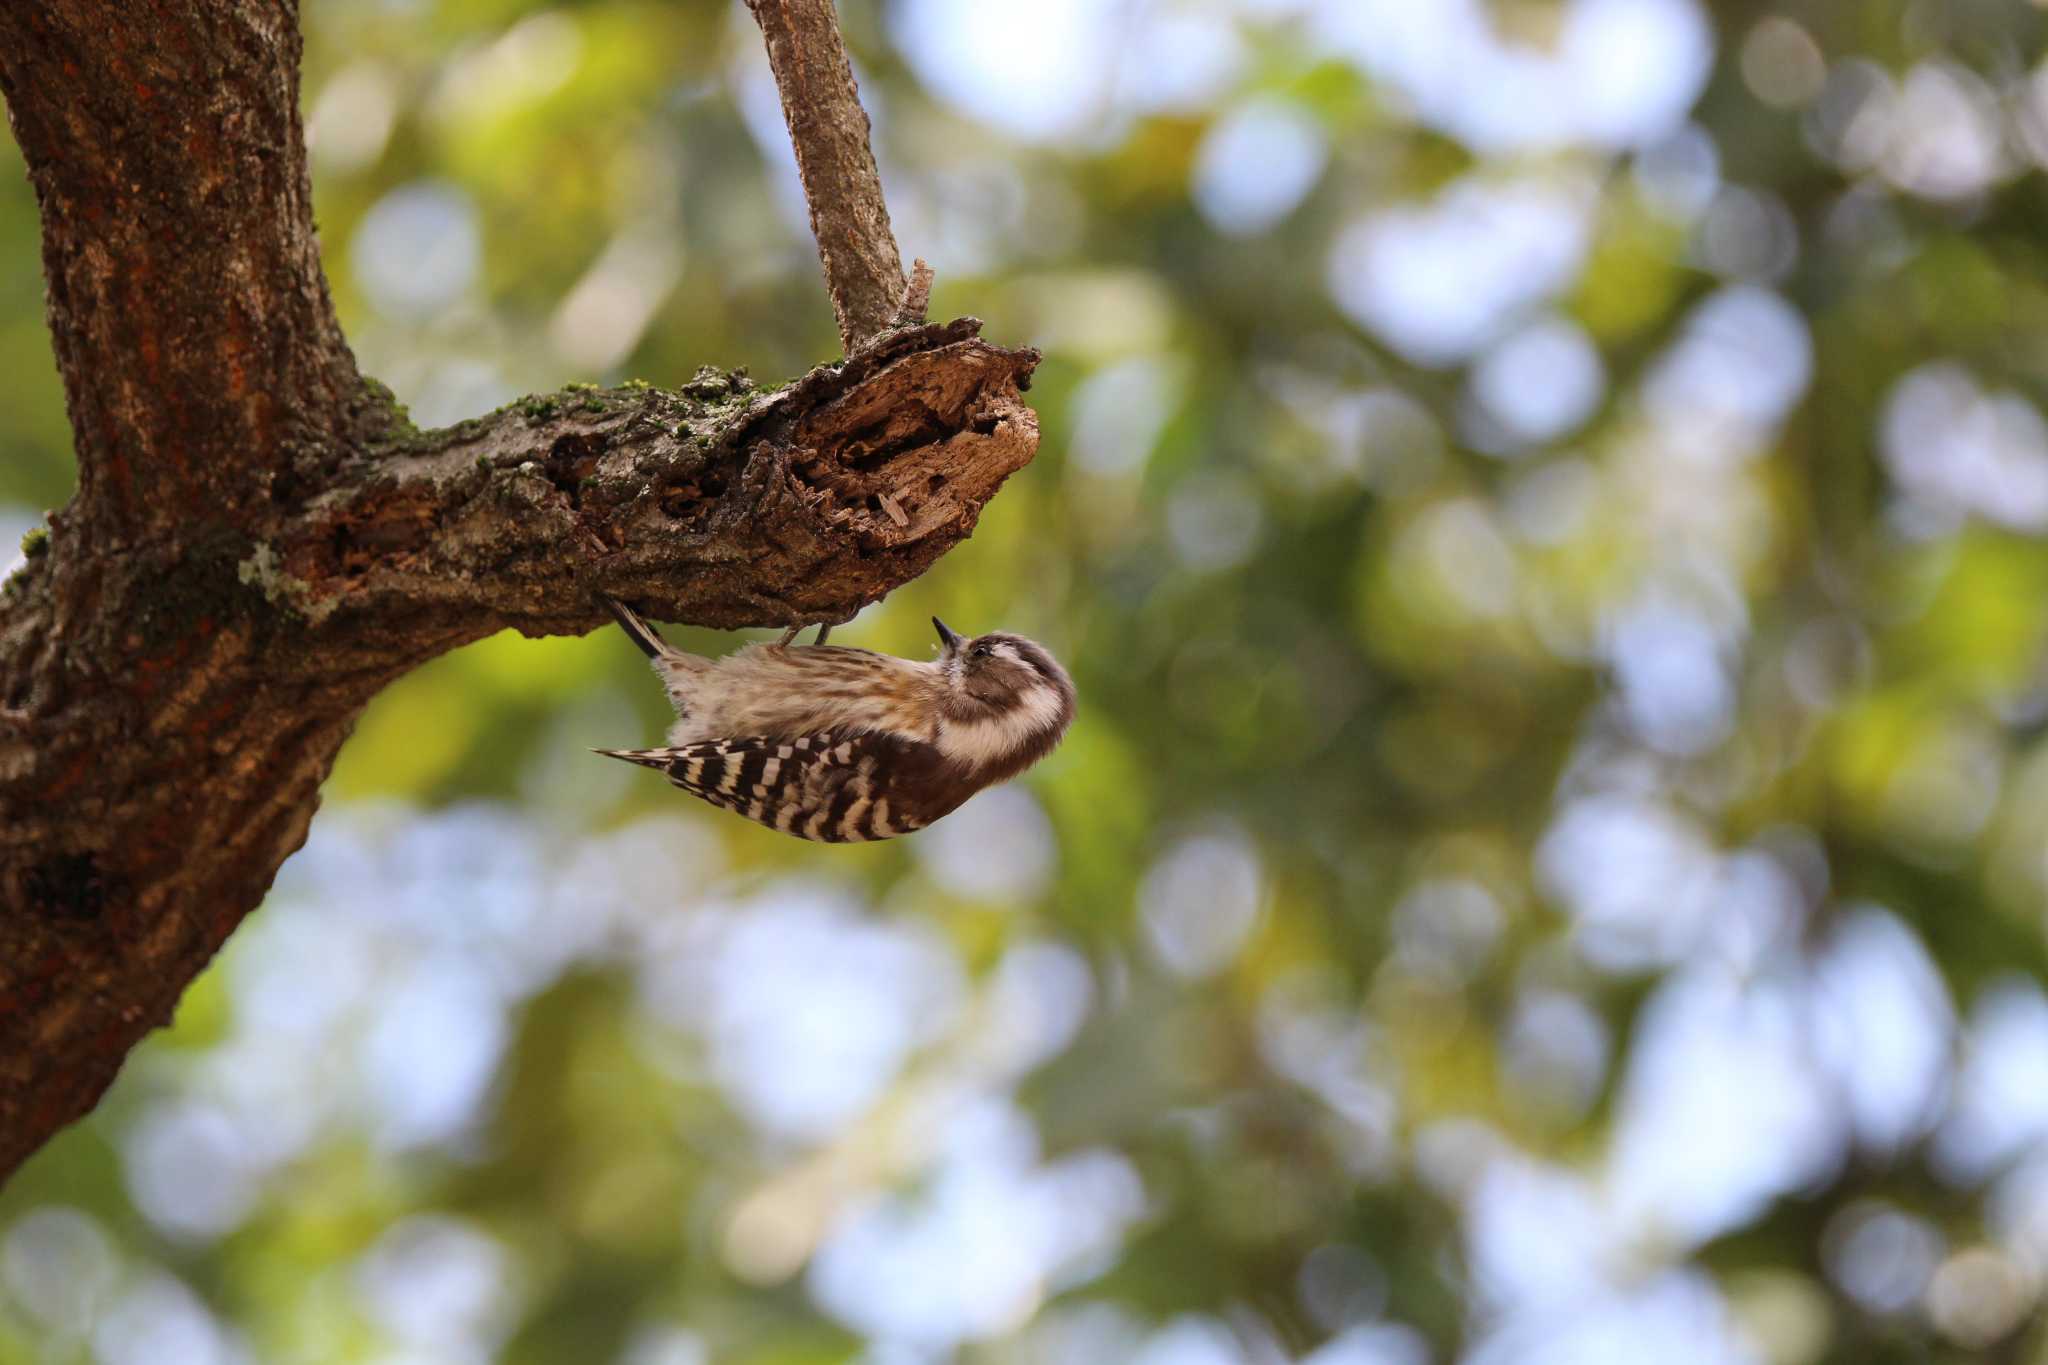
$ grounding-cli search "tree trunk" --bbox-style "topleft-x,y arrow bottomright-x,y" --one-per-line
0,0 -> 1038,1184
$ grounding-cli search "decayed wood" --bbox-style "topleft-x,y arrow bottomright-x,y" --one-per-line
269,321 -> 1038,642
0,0 -> 1037,1184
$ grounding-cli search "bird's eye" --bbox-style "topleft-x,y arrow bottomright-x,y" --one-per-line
969,641 -> 992,659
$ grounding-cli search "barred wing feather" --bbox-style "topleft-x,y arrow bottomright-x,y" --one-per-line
595,730 -> 960,842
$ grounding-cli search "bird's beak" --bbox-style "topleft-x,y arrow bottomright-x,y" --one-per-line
932,617 -> 962,652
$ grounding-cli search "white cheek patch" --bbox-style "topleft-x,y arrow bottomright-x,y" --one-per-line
936,684 -> 1065,767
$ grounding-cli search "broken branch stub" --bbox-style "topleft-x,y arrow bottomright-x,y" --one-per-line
262,319 -> 1041,645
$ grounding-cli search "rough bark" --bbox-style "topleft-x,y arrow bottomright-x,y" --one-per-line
746,0 -> 911,350
0,0 -> 1038,1183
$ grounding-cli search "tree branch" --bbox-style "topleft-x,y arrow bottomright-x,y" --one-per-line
262,319 -> 1038,649
745,0 -> 913,351
0,0 -> 1037,1183
0,1 -> 368,545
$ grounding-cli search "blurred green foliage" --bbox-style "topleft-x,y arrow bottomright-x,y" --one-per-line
6,1 -> 2048,1362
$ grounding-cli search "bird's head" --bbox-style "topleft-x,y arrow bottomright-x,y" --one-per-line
930,616 -> 1075,774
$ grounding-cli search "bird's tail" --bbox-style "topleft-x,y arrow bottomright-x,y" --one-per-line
591,746 -> 674,771
603,595 -> 675,661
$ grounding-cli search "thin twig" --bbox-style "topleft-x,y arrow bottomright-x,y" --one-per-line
745,0 -> 908,353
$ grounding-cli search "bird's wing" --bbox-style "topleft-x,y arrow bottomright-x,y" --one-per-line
595,730 -> 962,842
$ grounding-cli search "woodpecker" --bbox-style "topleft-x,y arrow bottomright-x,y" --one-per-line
594,598 -> 1075,842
